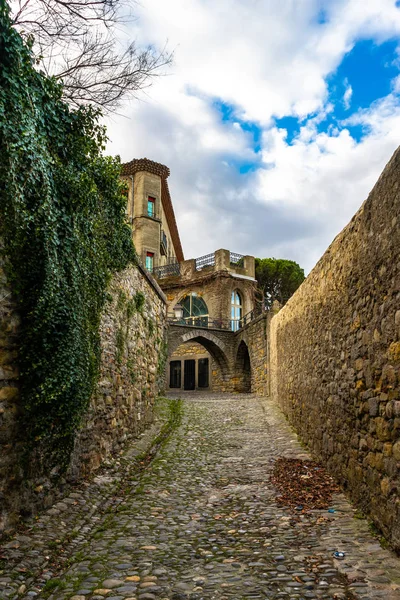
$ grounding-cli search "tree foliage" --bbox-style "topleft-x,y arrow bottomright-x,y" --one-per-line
10,0 -> 172,112
255,258 -> 305,309
0,2 -> 136,473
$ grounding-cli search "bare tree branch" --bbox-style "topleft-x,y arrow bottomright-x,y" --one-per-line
10,0 -> 172,113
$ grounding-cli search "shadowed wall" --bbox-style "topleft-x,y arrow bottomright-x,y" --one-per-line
269,147 -> 400,551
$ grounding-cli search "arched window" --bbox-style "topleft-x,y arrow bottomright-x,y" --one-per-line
181,293 -> 209,327
231,290 -> 243,331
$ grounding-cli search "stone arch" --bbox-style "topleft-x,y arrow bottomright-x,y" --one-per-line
181,329 -> 227,352
168,328 -> 231,387
180,331 -> 229,375
234,340 -> 252,393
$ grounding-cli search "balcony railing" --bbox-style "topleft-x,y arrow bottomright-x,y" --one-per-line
153,260 -> 181,279
195,253 -> 215,271
230,252 -> 244,267
168,315 -> 232,330
168,309 -> 261,331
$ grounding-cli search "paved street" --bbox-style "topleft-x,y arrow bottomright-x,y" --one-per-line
1,393 -> 400,600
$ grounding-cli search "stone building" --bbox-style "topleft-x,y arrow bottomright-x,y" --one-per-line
121,157 -> 262,393
155,249 -> 258,391
121,158 -> 184,271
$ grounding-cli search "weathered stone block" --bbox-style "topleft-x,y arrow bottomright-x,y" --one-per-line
388,341 -> 400,363
368,398 -> 378,416
380,477 -> 391,496
0,387 -> 18,401
393,441 -> 400,461
375,417 -> 392,442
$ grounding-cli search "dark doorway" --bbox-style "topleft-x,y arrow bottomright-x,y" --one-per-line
234,341 -> 251,393
169,360 -> 181,388
198,358 -> 209,388
184,359 -> 196,390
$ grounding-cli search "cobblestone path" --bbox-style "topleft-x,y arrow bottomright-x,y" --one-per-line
2,393 -> 400,600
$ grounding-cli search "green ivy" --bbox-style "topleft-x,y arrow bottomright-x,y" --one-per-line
134,291 -> 146,313
0,4 -> 136,473
148,319 -> 155,337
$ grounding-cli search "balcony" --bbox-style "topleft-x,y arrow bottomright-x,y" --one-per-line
153,249 -> 255,281
153,260 -> 181,279
195,252 -> 215,271
167,309 -> 260,331
229,252 -> 245,267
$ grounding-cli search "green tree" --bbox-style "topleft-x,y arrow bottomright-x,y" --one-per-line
255,258 -> 305,309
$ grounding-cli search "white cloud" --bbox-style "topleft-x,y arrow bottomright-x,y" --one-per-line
105,0 -> 400,273
343,78 -> 353,109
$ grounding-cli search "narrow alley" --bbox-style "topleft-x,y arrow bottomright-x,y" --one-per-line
2,394 -> 400,600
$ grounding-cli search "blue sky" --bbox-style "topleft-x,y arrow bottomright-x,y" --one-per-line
107,0 -> 400,273
218,37 -> 400,158
275,38 -> 400,144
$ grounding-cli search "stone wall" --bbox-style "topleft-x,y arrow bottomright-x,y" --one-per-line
234,313 -> 269,396
69,263 -> 167,479
171,341 -> 209,358
0,260 -> 167,533
269,148 -> 400,550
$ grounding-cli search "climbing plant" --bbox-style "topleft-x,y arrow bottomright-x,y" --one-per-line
0,3 -> 136,472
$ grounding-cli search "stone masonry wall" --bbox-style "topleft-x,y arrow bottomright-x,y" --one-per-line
235,313 -> 269,396
269,148 -> 400,550
69,263 -> 167,479
0,260 -> 167,533
171,342 -> 209,358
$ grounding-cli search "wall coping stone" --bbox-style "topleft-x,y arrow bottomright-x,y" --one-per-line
137,261 -> 167,304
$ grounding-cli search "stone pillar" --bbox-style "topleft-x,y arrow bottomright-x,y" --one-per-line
243,255 -> 255,278
215,249 -> 230,271
180,258 -> 196,280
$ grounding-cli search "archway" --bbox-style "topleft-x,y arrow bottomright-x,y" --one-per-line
234,341 -> 251,393
168,329 -> 231,392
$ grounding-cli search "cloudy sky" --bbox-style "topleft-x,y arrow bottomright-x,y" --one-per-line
106,0 -> 400,273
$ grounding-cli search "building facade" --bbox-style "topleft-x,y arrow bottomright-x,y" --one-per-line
121,158 -> 184,272
121,158 -> 260,392
156,249 -> 258,391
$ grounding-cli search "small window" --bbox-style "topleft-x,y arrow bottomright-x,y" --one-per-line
231,290 -> 243,331
146,252 -> 154,272
181,293 -> 209,327
147,196 -> 155,217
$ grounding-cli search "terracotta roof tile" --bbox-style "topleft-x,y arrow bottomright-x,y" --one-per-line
121,158 -> 170,179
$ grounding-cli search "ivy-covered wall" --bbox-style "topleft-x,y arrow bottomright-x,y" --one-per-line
0,261 -> 167,531
69,263 -> 167,479
0,7 -> 168,532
